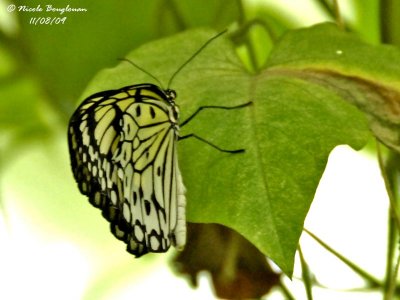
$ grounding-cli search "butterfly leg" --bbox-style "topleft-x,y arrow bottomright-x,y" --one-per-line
179,134 -> 245,153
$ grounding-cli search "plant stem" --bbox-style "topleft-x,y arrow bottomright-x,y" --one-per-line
384,216 -> 397,300
236,0 -> 258,73
381,0 -> 400,46
298,246 -> 314,300
377,143 -> 400,299
278,278 -> 296,300
386,250 -> 400,299
377,143 -> 400,231
220,229 -> 240,282
304,229 -> 381,287
332,0 -> 344,30
314,0 -> 344,29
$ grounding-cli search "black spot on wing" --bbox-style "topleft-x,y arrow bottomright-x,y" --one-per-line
157,166 -> 161,176
139,186 -> 144,199
150,106 -> 156,118
144,199 -> 151,215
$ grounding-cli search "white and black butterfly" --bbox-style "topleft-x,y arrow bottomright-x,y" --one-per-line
68,31 -> 251,257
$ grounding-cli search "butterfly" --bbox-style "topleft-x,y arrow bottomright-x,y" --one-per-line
68,30 -> 251,257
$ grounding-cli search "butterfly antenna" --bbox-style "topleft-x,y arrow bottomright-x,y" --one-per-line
167,29 -> 227,89
118,58 -> 164,89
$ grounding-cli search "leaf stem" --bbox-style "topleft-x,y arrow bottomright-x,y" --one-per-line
278,279 -> 296,300
386,249 -> 400,299
332,0 -> 344,30
298,245 -> 314,300
230,18 -> 279,45
236,0 -> 258,72
220,229 -> 240,281
314,0 -> 344,30
304,229 -> 381,287
376,143 -> 400,230
377,142 -> 400,299
380,0 -> 400,46
384,216 -> 397,300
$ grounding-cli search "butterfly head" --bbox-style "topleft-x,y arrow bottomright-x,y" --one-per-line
165,89 -> 177,101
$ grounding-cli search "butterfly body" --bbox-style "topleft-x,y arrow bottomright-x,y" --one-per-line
68,83 -> 186,257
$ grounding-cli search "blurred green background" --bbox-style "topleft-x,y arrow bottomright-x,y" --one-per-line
0,0 -> 397,299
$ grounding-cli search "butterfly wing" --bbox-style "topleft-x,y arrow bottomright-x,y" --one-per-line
68,84 -> 186,256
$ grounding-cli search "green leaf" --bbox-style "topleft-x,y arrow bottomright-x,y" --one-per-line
76,25 -> 377,276
267,22 -> 400,153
